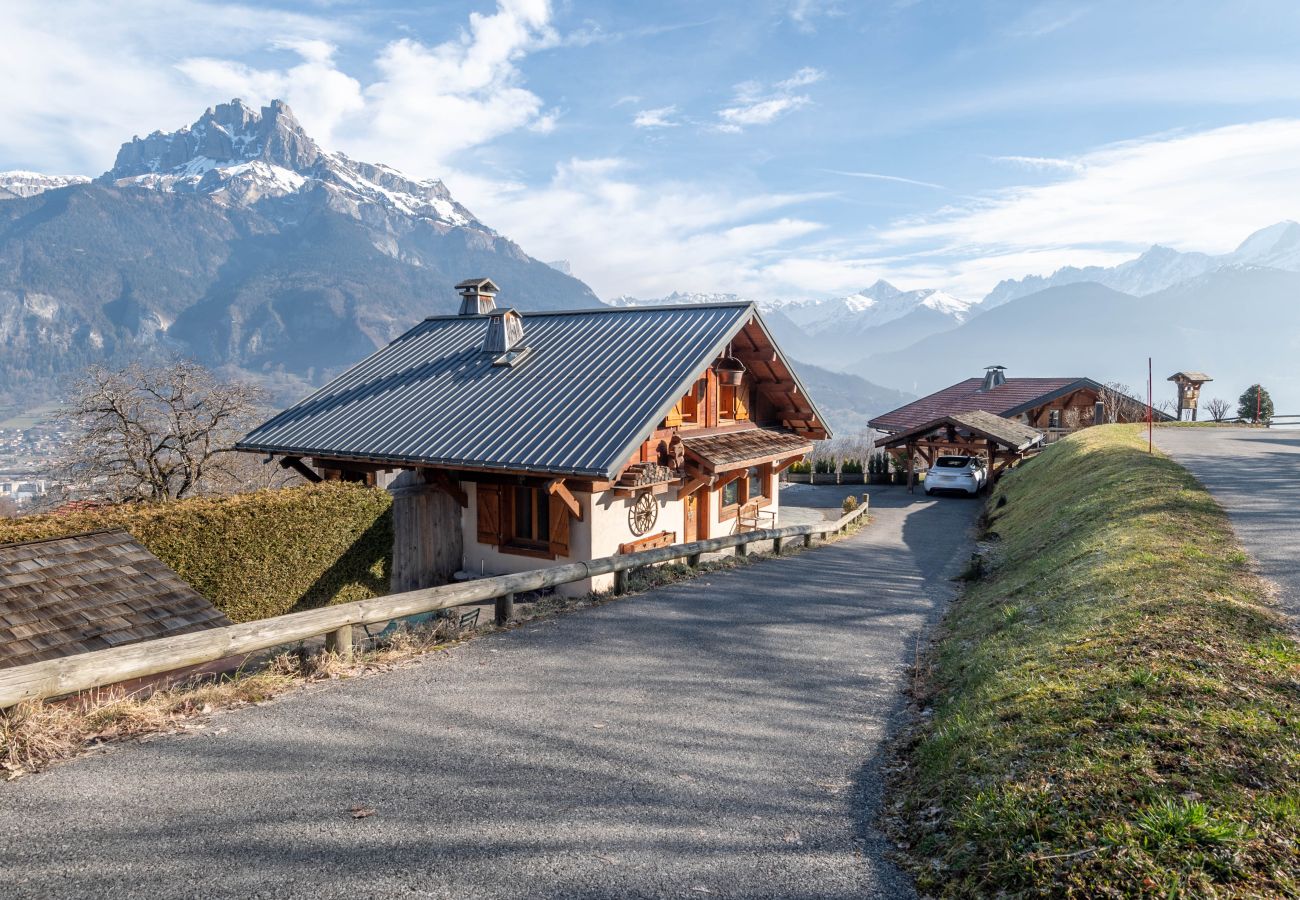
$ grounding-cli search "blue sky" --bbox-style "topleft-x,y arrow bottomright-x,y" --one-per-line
6,0 -> 1300,300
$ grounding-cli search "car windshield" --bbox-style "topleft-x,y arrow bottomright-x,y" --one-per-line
935,457 -> 971,468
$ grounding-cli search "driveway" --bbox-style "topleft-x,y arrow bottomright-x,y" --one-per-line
3,485 -> 977,900
1155,426 -> 1300,623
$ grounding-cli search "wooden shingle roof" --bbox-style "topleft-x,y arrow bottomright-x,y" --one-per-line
875,410 -> 1045,451
680,427 -> 812,473
0,530 -> 231,669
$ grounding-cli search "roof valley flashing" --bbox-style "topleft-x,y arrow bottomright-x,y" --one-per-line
237,294 -> 827,480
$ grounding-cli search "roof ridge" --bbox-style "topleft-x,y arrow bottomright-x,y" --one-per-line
422,301 -> 756,321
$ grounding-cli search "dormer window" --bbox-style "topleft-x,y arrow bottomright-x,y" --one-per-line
484,308 -> 530,366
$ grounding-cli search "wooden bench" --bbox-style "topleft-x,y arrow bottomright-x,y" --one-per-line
737,501 -> 776,532
619,531 -> 677,554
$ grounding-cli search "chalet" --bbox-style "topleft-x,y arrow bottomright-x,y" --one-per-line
869,367 -> 1167,488
870,366 -> 1162,435
238,279 -> 828,596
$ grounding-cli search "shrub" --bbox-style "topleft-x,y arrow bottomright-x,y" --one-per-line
813,458 -> 835,474
0,483 -> 393,623
841,495 -> 858,514
788,459 -> 812,474
1237,384 -> 1274,424
840,458 -> 863,474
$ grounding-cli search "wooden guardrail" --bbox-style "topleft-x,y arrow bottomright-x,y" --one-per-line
0,499 -> 871,708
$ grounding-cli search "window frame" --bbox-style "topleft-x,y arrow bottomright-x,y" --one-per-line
503,484 -> 553,557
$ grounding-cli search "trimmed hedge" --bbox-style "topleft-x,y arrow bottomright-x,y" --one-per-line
0,484 -> 393,623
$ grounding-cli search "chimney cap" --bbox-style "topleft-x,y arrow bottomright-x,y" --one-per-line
984,364 -> 1006,371
455,277 -> 499,292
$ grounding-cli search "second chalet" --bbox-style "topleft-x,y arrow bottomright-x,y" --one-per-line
238,279 -> 828,596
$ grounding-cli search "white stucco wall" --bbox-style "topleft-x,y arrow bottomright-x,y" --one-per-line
456,476 -> 786,598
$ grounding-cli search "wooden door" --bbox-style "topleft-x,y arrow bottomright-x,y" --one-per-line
683,492 -> 699,543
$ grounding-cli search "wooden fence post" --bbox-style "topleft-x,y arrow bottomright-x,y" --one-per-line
614,569 -> 629,594
773,536 -> 784,555
686,552 -> 701,568
495,592 -> 515,626
324,624 -> 353,662
736,541 -> 749,558
803,533 -> 813,549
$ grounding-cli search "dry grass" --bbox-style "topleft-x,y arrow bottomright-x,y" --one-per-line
889,425 -> 1300,898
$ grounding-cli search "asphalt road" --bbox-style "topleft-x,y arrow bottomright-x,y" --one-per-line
2,485 -> 977,900
1155,426 -> 1300,623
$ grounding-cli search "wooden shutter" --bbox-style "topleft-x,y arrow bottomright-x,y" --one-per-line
548,492 -> 571,557
734,386 -> 750,421
476,484 -> 501,545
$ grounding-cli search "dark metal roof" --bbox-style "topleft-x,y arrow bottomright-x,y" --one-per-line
0,530 -> 230,669
875,410 -> 1044,451
239,303 -> 821,479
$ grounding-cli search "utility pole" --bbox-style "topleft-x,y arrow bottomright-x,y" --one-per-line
1148,357 -> 1153,454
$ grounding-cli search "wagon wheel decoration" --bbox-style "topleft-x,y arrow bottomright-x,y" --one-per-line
628,492 -> 658,536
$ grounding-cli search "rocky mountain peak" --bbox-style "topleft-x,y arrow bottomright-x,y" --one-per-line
104,98 -> 322,181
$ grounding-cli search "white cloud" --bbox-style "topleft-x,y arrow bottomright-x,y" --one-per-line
0,0 -> 346,173
0,0 -> 557,177
990,155 -> 1084,173
881,119 -> 1300,295
715,67 -> 824,132
788,0 -> 842,33
449,157 -> 827,299
633,106 -> 679,129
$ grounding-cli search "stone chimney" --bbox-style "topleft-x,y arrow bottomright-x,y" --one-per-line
979,365 -> 1007,391
456,277 -> 499,315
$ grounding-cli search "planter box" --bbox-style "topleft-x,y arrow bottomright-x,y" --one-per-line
785,473 -> 811,483
891,472 -> 908,485
812,473 -> 839,484
868,473 -> 890,485
839,473 -> 865,484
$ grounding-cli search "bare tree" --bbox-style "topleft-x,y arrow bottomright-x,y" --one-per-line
0,496 -> 17,519
1204,397 -> 1231,422
58,360 -> 278,502
1099,382 -> 1150,424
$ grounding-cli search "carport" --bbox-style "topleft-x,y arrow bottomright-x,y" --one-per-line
874,409 -> 1045,493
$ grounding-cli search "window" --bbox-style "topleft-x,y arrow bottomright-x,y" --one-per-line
722,479 -> 740,507
747,466 -> 763,501
1048,409 -> 1061,428
509,485 -> 550,549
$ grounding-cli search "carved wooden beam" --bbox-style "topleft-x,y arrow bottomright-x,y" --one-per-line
421,469 -> 468,507
546,478 -> 583,520
677,474 -> 713,497
279,456 -> 322,483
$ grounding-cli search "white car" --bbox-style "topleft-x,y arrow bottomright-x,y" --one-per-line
924,455 -> 988,496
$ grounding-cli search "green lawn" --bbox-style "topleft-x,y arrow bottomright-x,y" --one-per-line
893,425 -> 1300,897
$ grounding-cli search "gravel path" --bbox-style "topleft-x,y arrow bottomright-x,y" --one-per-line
1155,426 -> 1300,624
3,485 -> 977,900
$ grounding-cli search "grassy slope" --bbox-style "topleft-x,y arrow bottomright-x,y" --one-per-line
895,425 -> 1300,897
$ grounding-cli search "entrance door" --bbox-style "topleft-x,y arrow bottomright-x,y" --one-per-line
683,492 -> 699,542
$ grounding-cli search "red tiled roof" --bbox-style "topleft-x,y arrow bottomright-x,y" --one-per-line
870,378 -> 1095,433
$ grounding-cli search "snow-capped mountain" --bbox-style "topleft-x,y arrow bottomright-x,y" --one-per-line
774,280 -> 974,332
981,221 -> 1300,309
0,98 -> 598,404
102,99 -> 478,231
0,171 -> 90,200
608,290 -> 750,307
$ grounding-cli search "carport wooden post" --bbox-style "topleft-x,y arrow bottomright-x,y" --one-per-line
907,441 -> 916,493
495,592 -> 515,626
988,440 -> 998,486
